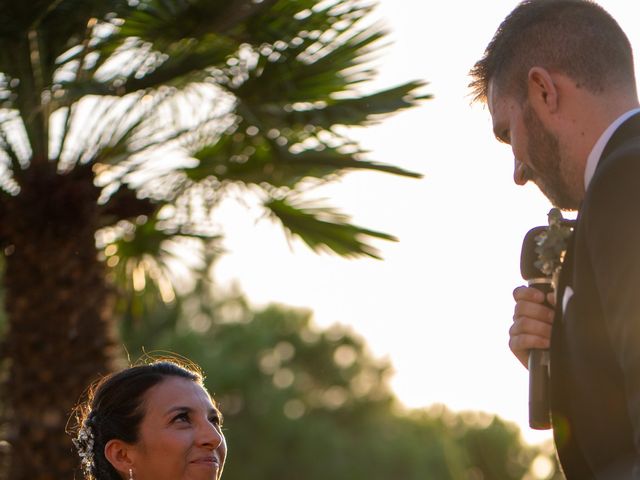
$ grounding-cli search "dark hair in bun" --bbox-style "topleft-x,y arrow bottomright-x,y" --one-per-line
69,359 -> 202,480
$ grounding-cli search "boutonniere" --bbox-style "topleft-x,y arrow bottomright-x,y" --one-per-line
534,208 -> 574,288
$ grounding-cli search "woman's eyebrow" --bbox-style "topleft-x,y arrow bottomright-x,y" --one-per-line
165,405 -> 221,416
165,405 -> 191,416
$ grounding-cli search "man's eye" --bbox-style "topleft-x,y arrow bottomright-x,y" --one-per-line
494,129 -> 510,145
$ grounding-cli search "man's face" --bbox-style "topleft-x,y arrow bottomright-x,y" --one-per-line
488,82 -> 581,210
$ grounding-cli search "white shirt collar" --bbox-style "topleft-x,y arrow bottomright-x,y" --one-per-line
584,107 -> 640,189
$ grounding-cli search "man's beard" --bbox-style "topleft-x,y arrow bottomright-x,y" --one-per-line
523,106 -> 580,210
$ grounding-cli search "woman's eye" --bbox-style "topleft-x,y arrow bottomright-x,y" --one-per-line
173,412 -> 190,423
209,413 -> 223,426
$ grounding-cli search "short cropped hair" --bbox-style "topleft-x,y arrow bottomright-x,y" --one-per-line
469,0 -> 635,103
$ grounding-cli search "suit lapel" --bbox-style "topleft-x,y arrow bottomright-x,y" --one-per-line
597,112 -> 640,171
548,112 -> 640,479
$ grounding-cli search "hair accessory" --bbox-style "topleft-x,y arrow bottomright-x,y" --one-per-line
72,419 -> 95,473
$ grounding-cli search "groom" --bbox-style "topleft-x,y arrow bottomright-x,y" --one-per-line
470,1 -> 640,478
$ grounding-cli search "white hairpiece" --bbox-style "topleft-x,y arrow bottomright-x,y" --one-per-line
73,420 -> 95,473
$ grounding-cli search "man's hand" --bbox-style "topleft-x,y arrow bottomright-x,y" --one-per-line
510,286 -> 556,368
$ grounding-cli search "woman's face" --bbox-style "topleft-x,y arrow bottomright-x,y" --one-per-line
129,376 -> 227,480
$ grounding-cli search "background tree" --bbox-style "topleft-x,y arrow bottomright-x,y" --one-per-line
122,285 -> 559,480
0,1 -> 427,479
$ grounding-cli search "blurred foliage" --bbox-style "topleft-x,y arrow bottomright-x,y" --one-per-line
0,0 -> 429,269
0,1 -> 429,475
121,279 -> 563,480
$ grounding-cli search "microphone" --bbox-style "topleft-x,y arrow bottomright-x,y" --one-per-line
520,226 -> 553,430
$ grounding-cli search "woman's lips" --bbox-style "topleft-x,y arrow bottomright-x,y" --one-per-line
191,457 -> 220,466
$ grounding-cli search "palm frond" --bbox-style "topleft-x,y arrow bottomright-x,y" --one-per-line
98,184 -> 157,226
245,80 -> 430,132
0,0 -> 426,261
0,115 -> 27,184
100,214 -> 221,315
234,23 -> 388,106
122,35 -> 237,93
183,122 -> 420,189
265,196 -> 396,259
67,0 -> 277,98
64,33 -> 236,99
0,1 -> 129,96
242,0 -> 375,47
119,0 -> 278,47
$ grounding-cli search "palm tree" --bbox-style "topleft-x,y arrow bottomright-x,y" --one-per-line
0,1 -> 427,479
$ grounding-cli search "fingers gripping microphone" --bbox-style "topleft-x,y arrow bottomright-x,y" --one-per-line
521,226 -> 553,430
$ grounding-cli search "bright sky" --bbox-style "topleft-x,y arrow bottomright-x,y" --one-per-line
214,1 -> 640,445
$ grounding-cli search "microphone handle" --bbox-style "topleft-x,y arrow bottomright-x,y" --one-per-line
528,280 -> 553,430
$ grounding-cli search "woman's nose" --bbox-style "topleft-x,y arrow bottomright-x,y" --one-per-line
198,419 -> 224,449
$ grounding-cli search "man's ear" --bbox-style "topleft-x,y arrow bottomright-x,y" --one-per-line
104,439 -> 136,476
527,66 -> 559,113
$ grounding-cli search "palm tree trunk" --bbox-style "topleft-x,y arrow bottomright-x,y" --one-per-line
2,163 -> 118,480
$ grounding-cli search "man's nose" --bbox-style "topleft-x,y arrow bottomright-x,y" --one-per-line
513,158 -> 529,185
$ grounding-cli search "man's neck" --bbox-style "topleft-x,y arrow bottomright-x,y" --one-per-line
562,87 -> 639,185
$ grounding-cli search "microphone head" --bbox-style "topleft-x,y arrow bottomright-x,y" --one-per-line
520,226 -> 549,280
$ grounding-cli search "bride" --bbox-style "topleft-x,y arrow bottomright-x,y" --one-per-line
70,359 -> 226,480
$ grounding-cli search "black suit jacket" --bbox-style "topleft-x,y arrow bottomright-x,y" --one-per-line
551,113 -> 640,479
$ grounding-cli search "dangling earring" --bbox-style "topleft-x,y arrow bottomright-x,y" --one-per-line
129,468 -> 134,480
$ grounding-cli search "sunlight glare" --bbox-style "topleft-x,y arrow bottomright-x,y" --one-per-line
530,454 -> 554,480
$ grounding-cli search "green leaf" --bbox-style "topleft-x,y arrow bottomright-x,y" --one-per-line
184,125 -> 420,188
265,196 -> 396,259
246,80 -> 430,130
234,23 -> 388,105
103,215 -> 219,312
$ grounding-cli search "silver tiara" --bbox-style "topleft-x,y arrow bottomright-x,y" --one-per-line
73,420 -> 95,473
